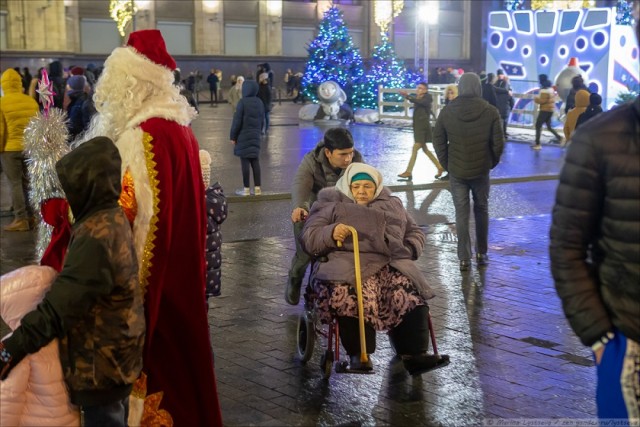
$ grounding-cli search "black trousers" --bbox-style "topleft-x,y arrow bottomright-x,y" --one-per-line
338,305 -> 430,356
240,157 -> 261,188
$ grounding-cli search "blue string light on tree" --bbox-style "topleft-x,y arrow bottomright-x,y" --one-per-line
301,6 -> 365,106
352,32 -> 414,110
504,0 -> 524,10
616,0 -> 635,26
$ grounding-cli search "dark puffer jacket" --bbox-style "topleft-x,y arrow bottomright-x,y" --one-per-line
230,80 -> 264,159
205,182 -> 227,298
433,74 -> 504,179
550,97 -> 640,347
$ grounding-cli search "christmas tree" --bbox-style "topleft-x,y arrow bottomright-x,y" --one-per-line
352,33 -> 414,110
301,6 -> 365,105
616,0 -> 635,26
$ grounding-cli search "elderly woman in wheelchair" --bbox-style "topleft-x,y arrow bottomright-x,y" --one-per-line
300,163 -> 450,376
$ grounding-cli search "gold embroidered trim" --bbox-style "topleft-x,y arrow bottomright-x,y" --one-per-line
140,131 -> 160,292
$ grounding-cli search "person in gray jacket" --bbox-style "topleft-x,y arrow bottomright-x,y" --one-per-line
301,163 -> 449,374
285,128 -> 363,305
433,72 -> 504,271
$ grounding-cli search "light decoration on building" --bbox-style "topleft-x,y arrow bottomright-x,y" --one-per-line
530,0 -> 594,10
110,0 -> 137,37
374,0 -> 404,33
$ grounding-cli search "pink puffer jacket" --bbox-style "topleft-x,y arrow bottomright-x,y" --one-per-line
0,265 -> 80,426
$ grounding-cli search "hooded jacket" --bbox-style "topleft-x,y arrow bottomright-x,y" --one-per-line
433,73 -> 504,179
2,137 -> 145,406
301,163 -> 435,300
0,266 -> 80,427
550,97 -> 640,347
563,89 -> 590,140
230,80 -> 264,158
0,69 -> 39,152
291,141 -> 364,212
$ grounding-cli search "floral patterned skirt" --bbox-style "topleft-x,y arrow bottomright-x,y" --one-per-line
309,265 -> 428,331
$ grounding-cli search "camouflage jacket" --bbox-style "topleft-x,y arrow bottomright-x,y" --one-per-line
2,137 -> 145,406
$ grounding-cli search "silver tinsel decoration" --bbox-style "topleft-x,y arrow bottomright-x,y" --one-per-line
23,108 -> 70,261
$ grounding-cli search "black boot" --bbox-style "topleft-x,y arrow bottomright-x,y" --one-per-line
402,353 -> 450,376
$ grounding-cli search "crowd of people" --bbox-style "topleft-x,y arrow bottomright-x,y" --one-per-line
0,14 -> 638,425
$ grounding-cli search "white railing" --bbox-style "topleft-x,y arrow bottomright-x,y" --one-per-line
377,86 -> 563,131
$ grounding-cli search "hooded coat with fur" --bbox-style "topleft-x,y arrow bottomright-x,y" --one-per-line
433,73 -> 504,179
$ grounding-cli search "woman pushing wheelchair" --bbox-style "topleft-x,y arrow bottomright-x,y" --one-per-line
301,163 -> 450,375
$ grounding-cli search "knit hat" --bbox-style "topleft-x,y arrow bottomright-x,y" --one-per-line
496,69 -> 505,76
479,72 -> 487,83
351,172 -> 376,185
541,79 -> 552,88
335,163 -> 384,201
67,75 -> 86,93
70,66 -> 84,76
126,29 -> 176,71
589,93 -> 602,106
538,74 -> 548,84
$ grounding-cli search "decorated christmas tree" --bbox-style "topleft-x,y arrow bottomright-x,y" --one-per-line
301,6 -> 365,105
352,33 -> 415,110
616,0 -> 635,26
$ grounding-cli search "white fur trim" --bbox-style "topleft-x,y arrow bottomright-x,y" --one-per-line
115,127 -> 154,268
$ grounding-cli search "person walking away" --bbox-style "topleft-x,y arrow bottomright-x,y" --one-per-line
48,61 -> 66,110
65,75 -> 89,141
549,92 -> 639,421
80,29 -> 223,426
479,72 -> 497,107
532,79 -> 563,150
494,69 -> 512,136
207,68 -> 219,106
257,73 -> 272,134
0,68 -> 39,232
285,68 -> 294,96
230,79 -> 264,196
0,136 -> 145,427
228,76 -> 244,113
563,89 -> 589,142
285,128 -> 363,305
433,72 -> 505,272
21,67 -> 32,94
575,92 -> 603,130
397,82 -> 446,181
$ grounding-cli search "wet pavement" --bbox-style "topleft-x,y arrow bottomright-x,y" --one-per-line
1,102 -> 597,426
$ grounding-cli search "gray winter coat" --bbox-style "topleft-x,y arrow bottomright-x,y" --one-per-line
433,74 -> 504,179
550,97 -> 640,346
300,187 -> 435,300
291,142 -> 363,212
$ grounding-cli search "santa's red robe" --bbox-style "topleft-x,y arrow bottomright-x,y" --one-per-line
119,116 -> 222,427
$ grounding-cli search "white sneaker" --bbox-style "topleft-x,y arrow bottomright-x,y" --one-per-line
254,186 -> 261,196
235,188 -> 250,196
531,144 -> 542,150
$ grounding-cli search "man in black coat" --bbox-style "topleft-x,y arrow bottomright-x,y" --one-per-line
433,73 -> 504,272
550,76 -> 640,424
493,69 -> 512,136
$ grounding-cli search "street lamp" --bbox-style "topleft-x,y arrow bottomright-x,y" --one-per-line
416,1 -> 439,82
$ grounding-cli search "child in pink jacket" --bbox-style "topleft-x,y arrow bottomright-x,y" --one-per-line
0,265 -> 80,426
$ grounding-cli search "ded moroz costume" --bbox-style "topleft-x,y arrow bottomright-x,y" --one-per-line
86,30 -> 223,426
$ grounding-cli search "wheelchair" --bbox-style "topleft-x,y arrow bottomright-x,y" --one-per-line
295,227 -> 447,380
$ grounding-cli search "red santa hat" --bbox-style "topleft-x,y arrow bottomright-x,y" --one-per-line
126,29 -> 176,71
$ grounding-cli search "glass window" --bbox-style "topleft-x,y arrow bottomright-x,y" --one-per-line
437,33 -> 463,59
157,21 -> 192,55
80,19 -> 121,54
283,27 -> 315,56
0,11 -> 6,50
224,24 -> 257,56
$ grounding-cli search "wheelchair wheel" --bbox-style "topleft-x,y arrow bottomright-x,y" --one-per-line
296,310 -> 315,362
320,350 -> 334,379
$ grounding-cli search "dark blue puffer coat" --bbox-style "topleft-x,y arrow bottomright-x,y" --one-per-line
230,80 -> 264,159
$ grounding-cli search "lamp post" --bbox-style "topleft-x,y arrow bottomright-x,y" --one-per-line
417,1 -> 439,82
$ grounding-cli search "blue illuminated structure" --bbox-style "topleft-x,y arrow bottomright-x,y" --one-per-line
486,7 -> 639,116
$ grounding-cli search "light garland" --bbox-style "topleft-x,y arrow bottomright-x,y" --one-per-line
531,0 -> 594,10
110,0 -> 137,37
374,0 -> 404,33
